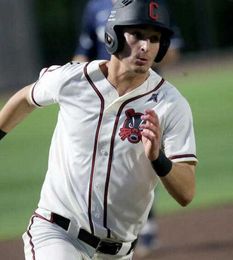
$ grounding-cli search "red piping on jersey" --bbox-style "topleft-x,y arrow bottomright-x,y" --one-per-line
169,154 -> 197,160
30,67 -> 50,107
103,78 -> 165,237
26,216 -> 36,260
31,84 -> 42,107
84,63 -> 105,235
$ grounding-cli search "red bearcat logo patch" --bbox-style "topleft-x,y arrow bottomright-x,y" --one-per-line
119,109 -> 145,143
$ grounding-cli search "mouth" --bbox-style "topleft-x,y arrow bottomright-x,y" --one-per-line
135,57 -> 148,65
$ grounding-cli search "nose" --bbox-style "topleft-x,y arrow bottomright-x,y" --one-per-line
140,39 -> 150,52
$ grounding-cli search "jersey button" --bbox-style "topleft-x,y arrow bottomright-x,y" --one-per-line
101,149 -> 108,156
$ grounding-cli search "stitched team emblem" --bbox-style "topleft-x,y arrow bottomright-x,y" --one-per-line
147,93 -> 158,103
119,109 -> 145,143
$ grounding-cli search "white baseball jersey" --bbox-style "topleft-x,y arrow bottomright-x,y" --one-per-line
29,60 -> 197,242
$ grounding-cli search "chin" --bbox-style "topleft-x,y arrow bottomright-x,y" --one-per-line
134,66 -> 150,74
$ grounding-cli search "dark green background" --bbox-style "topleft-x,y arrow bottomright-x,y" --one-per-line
35,0 -> 233,65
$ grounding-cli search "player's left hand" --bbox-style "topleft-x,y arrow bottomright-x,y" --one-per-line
141,109 -> 161,161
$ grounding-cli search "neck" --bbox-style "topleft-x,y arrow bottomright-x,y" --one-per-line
100,57 -> 149,96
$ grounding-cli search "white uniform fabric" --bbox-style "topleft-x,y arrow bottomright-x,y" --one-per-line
23,214 -> 134,260
26,60 -> 197,254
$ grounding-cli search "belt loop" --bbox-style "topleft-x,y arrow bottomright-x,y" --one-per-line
66,216 -> 80,240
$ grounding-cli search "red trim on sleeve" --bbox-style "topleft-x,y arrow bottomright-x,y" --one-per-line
169,154 -> 197,160
31,84 -> 42,107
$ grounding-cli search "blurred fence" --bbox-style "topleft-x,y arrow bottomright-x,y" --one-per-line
0,0 -> 41,92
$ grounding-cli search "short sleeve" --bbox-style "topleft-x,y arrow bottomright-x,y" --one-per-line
162,94 -> 197,163
29,65 -> 63,107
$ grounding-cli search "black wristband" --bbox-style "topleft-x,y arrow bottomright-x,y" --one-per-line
0,129 -> 7,140
151,150 -> 172,177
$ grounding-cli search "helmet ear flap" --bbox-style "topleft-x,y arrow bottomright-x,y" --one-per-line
105,26 -> 124,55
105,31 -> 118,54
155,34 -> 170,63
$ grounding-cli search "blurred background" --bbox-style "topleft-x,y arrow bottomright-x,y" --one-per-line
0,1 -> 233,259
0,0 -> 232,92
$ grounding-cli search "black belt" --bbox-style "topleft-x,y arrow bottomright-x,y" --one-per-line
51,213 -> 137,255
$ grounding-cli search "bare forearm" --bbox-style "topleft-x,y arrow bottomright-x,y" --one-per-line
160,162 -> 196,206
0,86 -> 35,132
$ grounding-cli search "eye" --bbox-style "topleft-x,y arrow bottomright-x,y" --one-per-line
131,31 -> 143,40
150,35 -> 160,43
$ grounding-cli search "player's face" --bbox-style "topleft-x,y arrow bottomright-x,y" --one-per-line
119,26 -> 161,74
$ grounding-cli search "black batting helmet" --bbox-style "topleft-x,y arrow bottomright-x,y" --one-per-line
105,0 -> 174,62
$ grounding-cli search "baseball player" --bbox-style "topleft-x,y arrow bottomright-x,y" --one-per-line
73,0 -> 184,255
0,0 -> 197,259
